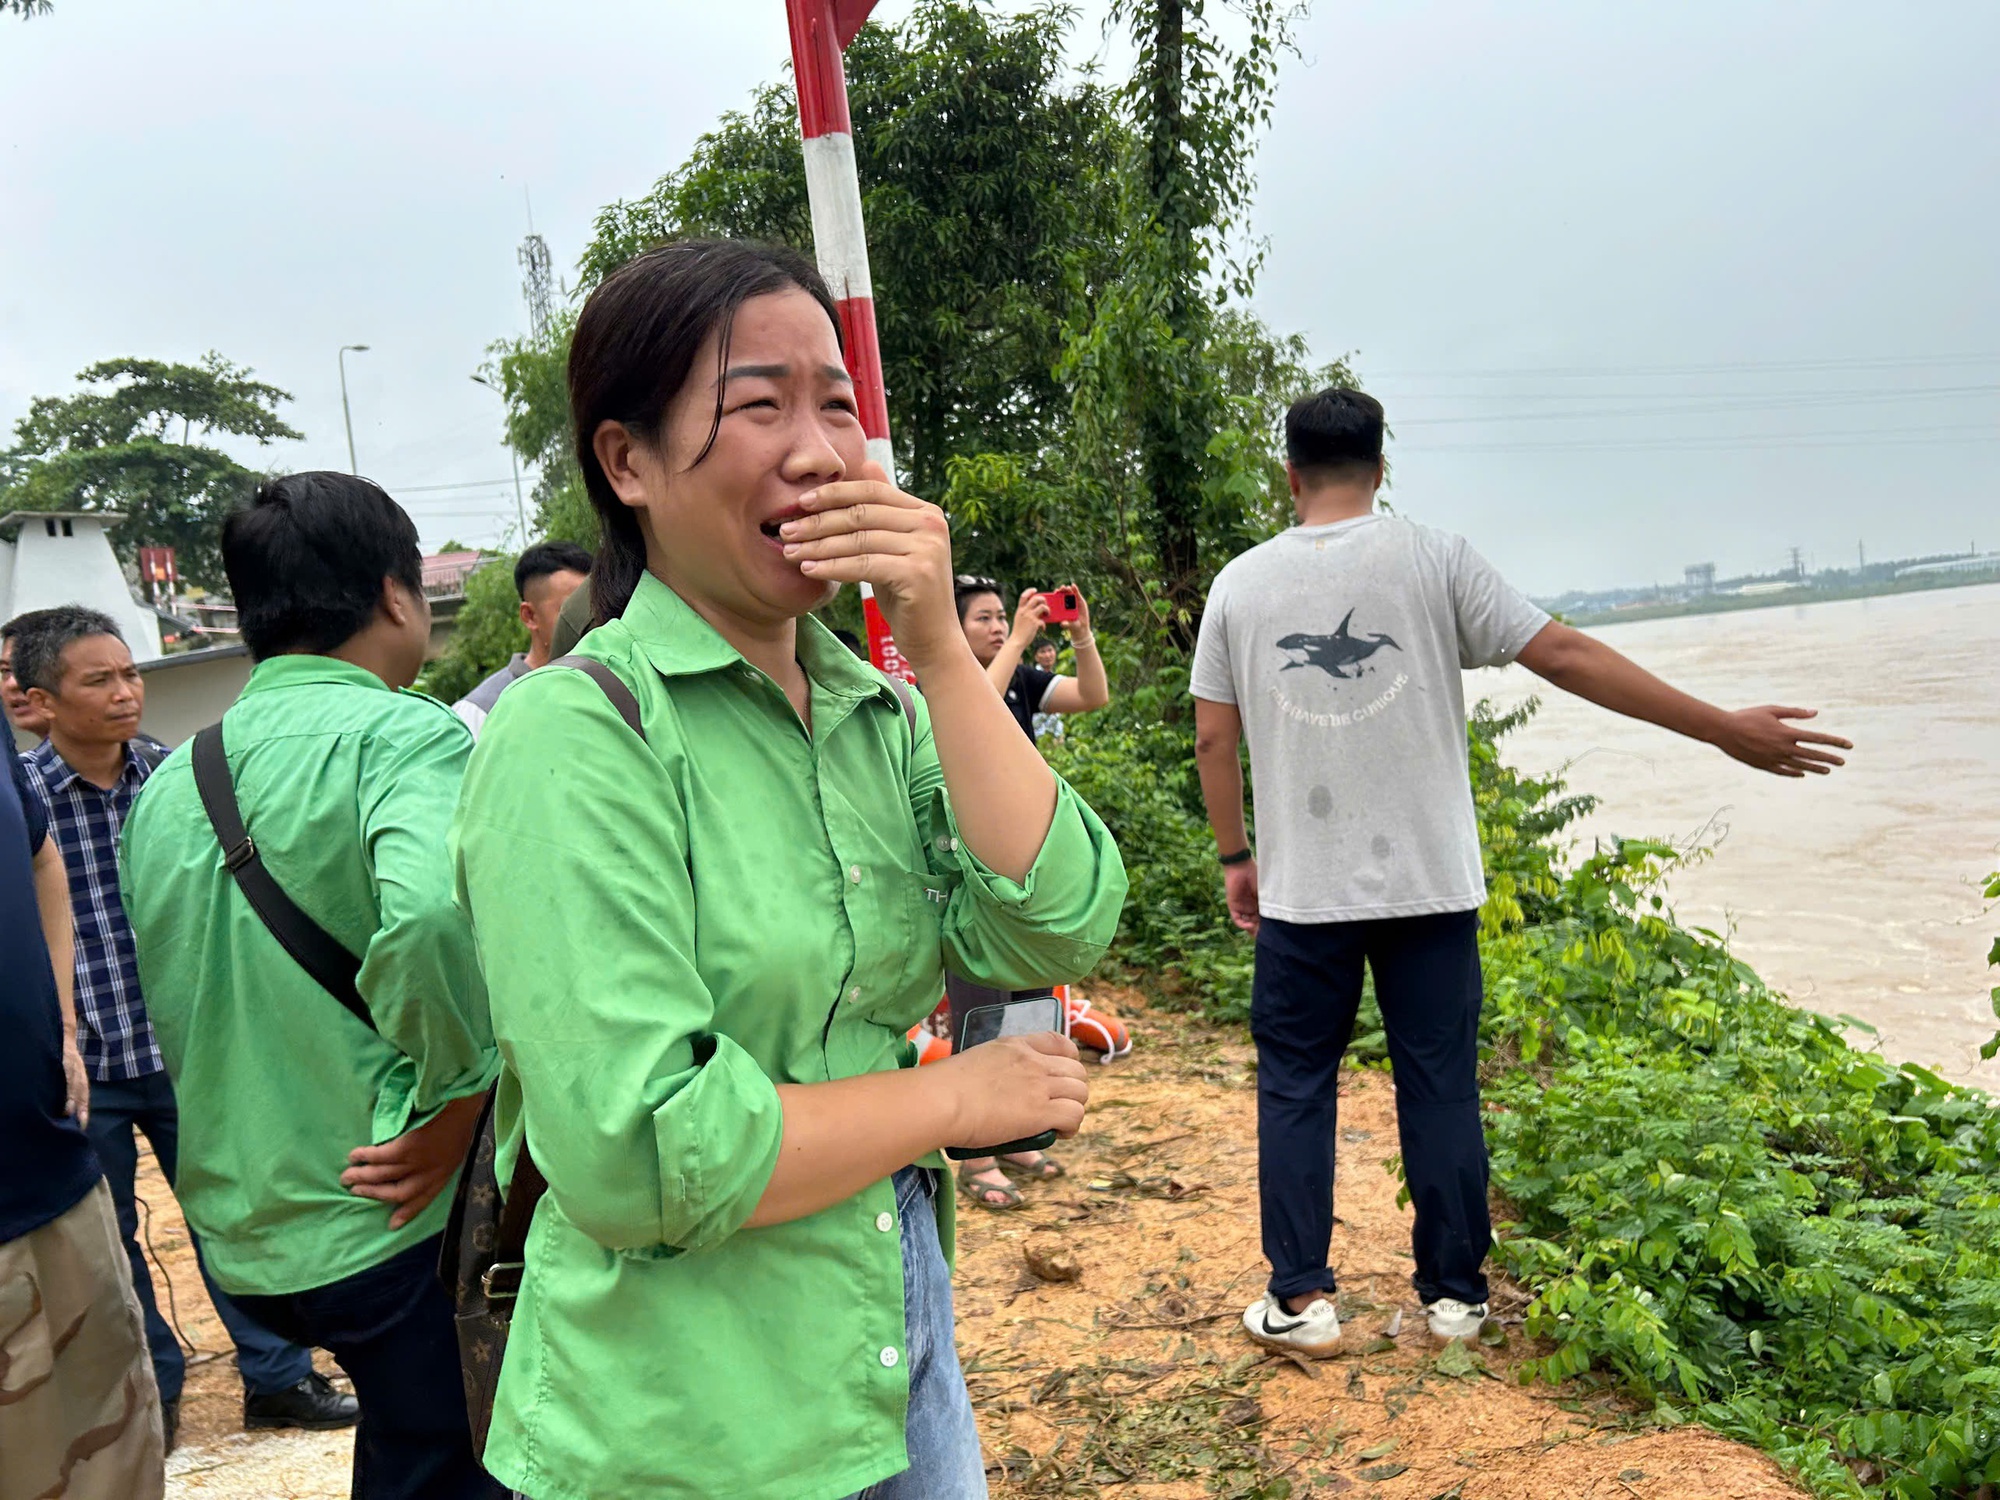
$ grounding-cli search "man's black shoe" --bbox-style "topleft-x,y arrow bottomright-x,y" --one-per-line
162,1396 -> 180,1454
243,1371 -> 360,1431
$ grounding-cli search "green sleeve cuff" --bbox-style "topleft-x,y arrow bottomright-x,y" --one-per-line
651,1032 -> 786,1254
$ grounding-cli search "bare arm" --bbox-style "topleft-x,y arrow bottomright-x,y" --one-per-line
1044,588 -> 1109,713
983,589 -> 1048,697
1193,697 -> 1260,934
33,836 -> 86,1124
749,1031 -> 1087,1226
1515,622 -> 1851,777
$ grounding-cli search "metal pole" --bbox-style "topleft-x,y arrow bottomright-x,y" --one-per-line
472,375 -> 529,539
786,0 -> 904,676
338,344 -> 370,474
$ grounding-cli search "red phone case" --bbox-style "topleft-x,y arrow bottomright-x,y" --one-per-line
1042,589 -> 1081,624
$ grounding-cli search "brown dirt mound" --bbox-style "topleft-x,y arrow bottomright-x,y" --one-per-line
154,987 -> 1805,1497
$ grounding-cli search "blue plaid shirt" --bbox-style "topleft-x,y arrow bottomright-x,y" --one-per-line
18,738 -> 167,1082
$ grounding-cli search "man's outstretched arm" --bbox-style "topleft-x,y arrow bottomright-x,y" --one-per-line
1193,697 -> 1261,933
1514,621 -> 1851,778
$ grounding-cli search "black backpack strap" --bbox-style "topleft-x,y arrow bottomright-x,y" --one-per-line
191,724 -> 374,1032
885,673 -> 918,735
483,655 -> 642,1302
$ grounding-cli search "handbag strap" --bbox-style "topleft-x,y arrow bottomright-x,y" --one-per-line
486,655 -> 646,1298
884,672 -> 917,735
191,723 -> 374,1032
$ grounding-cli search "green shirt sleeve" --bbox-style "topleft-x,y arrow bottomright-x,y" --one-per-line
355,711 -> 497,1141
905,689 -> 1130,989
453,669 -> 786,1255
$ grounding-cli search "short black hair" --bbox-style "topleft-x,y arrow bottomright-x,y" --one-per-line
514,540 -> 594,599
954,574 -> 1005,624
9,605 -> 124,695
223,472 -> 424,660
1286,387 -> 1386,481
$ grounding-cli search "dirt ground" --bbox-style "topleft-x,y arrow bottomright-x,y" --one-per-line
154,987 -> 1805,1498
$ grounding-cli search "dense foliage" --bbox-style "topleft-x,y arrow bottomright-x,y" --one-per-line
0,353 -> 301,590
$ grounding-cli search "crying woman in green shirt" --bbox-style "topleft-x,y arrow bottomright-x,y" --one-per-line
452,239 -> 1128,1500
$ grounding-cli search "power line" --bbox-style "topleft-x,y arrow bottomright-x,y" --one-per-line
1372,353 -> 2000,380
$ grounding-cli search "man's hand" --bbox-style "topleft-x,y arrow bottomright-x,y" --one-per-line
341,1092 -> 487,1230
1712,706 -> 1852,778
1224,859 -> 1261,936
62,1042 -> 90,1128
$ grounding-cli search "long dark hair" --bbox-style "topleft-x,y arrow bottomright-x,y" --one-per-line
567,238 -> 842,625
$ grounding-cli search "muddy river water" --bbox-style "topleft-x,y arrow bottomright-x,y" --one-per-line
1470,581 -> 2000,1086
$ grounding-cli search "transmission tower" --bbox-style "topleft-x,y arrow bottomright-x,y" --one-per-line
518,232 -> 554,346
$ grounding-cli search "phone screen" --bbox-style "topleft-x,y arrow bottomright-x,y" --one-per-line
956,994 -> 1064,1050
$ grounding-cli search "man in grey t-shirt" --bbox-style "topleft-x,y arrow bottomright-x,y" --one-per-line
451,541 -> 592,738
1192,387 -> 1851,1356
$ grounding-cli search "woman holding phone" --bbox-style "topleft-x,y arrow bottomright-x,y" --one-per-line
453,240 -> 1127,1500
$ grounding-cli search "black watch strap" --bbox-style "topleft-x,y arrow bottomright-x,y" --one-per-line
1218,847 -> 1254,867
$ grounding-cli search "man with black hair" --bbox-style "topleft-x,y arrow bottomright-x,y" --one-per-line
2,613 -> 53,742
14,605 -> 342,1451
1192,387 -> 1850,1356
121,472 -> 504,1499
451,539 -> 592,737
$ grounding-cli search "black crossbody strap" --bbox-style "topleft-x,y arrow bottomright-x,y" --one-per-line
885,673 -> 917,735
191,724 -> 375,1033
483,656 -> 644,1298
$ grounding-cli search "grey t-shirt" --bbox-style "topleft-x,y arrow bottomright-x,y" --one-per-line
452,654 -> 529,739
1190,514 -> 1549,922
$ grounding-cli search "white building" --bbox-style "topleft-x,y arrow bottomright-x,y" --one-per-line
1,510 -> 163,660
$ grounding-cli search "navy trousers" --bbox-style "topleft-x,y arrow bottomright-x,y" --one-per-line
234,1235 -> 506,1500
1251,910 -> 1491,1307
87,1069 -> 314,1404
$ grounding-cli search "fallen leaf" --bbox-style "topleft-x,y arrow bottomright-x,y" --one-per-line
1223,1396 -> 1264,1427
1384,1309 -> 1403,1339
1356,1439 -> 1398,1461
1433,1340 -> 1485,1379
1358,1462 -> 1410,1482
1023,1243 -> 1081,1283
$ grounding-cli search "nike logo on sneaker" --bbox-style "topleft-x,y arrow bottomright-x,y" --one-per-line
1261,1308 -> 1304,1335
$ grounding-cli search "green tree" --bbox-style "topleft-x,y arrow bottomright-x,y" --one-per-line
0,353 -> 302,589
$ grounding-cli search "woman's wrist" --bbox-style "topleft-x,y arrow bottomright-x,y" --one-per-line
1069,630 -> 1096,652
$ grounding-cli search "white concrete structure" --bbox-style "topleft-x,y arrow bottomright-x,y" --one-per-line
0,511 -> 163,660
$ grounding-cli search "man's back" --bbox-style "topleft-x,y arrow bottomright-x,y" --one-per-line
1191,514 -> 1547,922
122,654 -> 494,1297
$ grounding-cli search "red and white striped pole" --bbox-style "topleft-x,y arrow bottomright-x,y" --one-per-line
785,0 -> 912,681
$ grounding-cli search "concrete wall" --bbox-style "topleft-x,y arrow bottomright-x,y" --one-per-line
1,518 -> 163,661
134,646 -> 254,748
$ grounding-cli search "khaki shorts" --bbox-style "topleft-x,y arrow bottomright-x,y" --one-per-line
0,1179 -> 165,1500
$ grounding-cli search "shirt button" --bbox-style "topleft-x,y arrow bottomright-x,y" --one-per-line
740,666 -> 758,681
875,1211 -> 894,1233
848,865 -> 863,884
847,986 -> 862,1004
934,835 -> 957,854
879,1347 -> 899,1368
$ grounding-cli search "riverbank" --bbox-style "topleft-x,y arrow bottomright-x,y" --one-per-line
1557,565 -> 2000,629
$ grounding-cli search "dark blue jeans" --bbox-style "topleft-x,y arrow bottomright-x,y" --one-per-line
234,1235 -> 505,1500
1251,911 -> 1491,1307
87,1068 -> 313,1404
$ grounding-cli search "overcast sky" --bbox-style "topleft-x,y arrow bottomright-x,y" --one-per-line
3,1 -> 1993,595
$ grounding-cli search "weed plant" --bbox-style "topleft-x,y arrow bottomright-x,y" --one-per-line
1056,696 -> 2000,1499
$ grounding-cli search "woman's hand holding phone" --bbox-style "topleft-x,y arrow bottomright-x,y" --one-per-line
934,1030 -> 1089,1150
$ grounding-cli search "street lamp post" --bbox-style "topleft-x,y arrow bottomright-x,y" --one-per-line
471,375 -> 529,540
338,344 -> 370,474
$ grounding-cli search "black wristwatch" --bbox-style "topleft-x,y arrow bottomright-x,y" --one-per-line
1218,847 -> 1254,867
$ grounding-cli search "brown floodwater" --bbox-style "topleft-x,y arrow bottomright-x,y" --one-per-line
1470,581 -> 2000,1087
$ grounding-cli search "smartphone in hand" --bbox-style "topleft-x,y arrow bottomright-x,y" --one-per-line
945,990 -> 1065,1161
1041,589 -> 1082,625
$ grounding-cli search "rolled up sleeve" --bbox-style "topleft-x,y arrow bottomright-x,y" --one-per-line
453,669 -> 783,1255
905,701 -> 1129,991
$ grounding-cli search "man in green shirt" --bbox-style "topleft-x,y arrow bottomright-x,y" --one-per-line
122,472 -> 504,1500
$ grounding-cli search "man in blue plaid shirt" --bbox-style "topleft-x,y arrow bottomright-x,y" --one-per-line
12,605 -> 357,1450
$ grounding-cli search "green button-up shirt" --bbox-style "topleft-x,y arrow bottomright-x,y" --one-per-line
453,574 -> 1127,1500
121,655 -> 497,1295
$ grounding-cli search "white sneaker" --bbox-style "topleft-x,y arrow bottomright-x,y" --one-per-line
1424,1297 -> 1489,1341
1241,1294 -> 1342,1357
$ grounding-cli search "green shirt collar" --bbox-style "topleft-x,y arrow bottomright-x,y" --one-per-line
622,572 -> 894,706
240,653 -> 397,697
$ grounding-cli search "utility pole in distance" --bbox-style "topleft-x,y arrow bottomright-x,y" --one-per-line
338,344 -> 370,474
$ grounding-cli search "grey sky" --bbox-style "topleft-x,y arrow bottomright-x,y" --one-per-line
3,1 -> 1993,595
